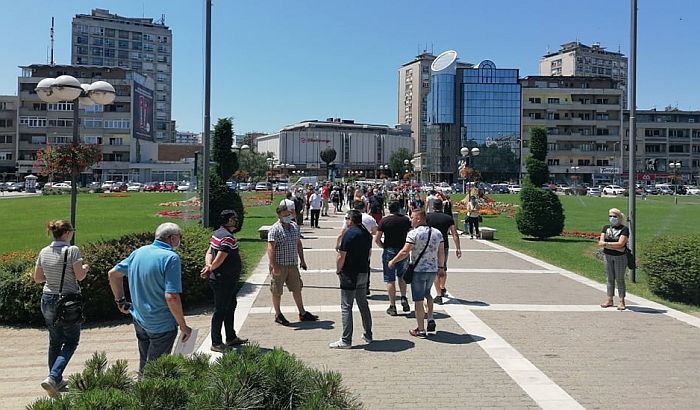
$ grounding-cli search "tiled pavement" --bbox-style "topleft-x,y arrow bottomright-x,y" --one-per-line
3,210 -> 700,409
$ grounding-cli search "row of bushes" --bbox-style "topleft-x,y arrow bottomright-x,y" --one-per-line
41,188 -> 104,195
0,225 -> 213,326
640,234 -> 700,305
29,347 -> 361,409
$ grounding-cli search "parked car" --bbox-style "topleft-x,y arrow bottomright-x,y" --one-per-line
684,185 -> 700,195
507,184 -> 522,194
657,186 -> 674,195
101,181 -> 114,190
586,187 -> 602,197
602,185 -> 624,195
238,182 -> 252,191
490,184 -> 509,194
143,182 -> 160,192
255,182 -> 272,191
276,182 -> 289,192
450,183 -> 464,193
52,182 -> 72,190
177,182 -> 191,192
159,181 -> 177,192
643,186 -> 659,195
7,182 -> 25,192
436,182 -> 452,194
110,182 -> 128,192
0,182 -> 8,191
126,182 -> 143,192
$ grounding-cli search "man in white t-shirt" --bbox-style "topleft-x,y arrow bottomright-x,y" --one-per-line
309,189 -> 322,228
425,191 -> 438,214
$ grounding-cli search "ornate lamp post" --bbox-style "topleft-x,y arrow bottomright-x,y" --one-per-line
669,161 -> 682,194
266,157 -> 275,202
570,166 -> 581,192
35,75 -> 115,243
459,146 -> 480,194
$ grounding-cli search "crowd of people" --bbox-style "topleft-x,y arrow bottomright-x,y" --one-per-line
30,174 -> 633,396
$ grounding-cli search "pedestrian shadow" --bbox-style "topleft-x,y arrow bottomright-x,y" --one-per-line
429,331 -> 484,345
362,338 -> 415,352
403,311 -> 451,320
444,298 -> 490,307
626,305 -> 667,314
288,320 -> 335,331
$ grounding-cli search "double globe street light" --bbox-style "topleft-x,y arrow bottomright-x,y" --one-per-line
35,75 -> 116,243
459,146 -> 480,194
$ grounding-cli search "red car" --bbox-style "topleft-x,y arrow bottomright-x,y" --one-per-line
110,182 -> 128,192
143,182 -> 161,192
159,181 -> 177,192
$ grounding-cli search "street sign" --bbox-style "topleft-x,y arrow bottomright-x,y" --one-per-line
600,167 -> 620,174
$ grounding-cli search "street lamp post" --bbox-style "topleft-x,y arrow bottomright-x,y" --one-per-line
231,143 -> 250,181
378,164 -> 389,180
459,146 -> 480,195
35,75 -> 115,244
669,161 -> 682,195
570,166 -> 581,193
266,157 -> 275,202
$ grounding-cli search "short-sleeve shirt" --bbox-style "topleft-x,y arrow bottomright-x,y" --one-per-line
309,194 -> 322,209
601,224 -> 630,256
35,241 -> 82,295
280,198 -> 295,213
210,227 -> 242,279
426,195 -> 437,213
113,240 -> 182,333
268,221 -> 300,266
339,225 -> 372,274
426,212 -> 455,249
405,225 -> 443,272
377,213 -> 411,249
339,213 -> 378,233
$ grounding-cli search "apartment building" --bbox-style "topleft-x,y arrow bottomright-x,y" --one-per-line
540,41 -> 628,108
520,76 -> 624,185
0,96 -> 18,178
398,52 -> 437,154
72,8 -> 174,142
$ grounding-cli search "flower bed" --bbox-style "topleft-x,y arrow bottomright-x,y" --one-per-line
157,209 -> 200,219
100,193 -> 130,198
243,193 -> 272,207
454,196 -> 517,218
561,231 -> 599,240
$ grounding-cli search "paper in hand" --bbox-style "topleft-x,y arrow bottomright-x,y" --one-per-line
172,328 -> 198,355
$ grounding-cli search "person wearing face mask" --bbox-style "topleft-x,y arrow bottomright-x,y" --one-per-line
465,196 -> 481,238
108,222 -> 192,375
268,205 -> 318,326
598,208 -> 630,311
200,210 -> 248,352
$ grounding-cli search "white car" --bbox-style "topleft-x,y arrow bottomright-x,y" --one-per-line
101,181 -> 114,190
52,182 -> 72,190
586,187 -> 602,197
177,183 -> 191,192
684,185 -> 700,195
508,184 -> 522,194
602,185 -> 625,195
126,183 -> 143,192
436,182 -> 453,194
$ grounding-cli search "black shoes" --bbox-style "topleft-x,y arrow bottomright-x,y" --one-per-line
211,343 -> 230,353
401,296 -> 410,312
427,319 -> 436,333
299,311 -> 319,321
226,336 -> 248,346
434,296 -> 443,305
386,305 -> 397,316
275,313 -> 290,326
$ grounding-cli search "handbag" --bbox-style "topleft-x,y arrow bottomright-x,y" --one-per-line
404,227 -> 432,284
478,214 -> 483,223
625,247 -> 636,270
54,247 -> 84,325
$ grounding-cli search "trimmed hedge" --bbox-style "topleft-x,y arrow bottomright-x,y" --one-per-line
640,234 -> 700,305
0,225 -> 212,326
28,347 -> 362,409
516,186 -> 565,239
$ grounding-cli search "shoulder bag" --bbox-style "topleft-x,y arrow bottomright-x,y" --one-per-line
54,247 -> 84,325
625,247 -> 636,270
404,227 -> 432,284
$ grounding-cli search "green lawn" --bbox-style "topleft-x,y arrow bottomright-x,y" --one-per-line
458,193 -> 700,312
0,191 -> 280,278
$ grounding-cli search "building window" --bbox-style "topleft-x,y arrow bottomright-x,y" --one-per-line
104,119 -> 130,129
528,97 -> 541,103
48,136 -> 72,144
0,119 -> 13,127
48,102 -> 74,111
109,137 -> 124,145
20,116 -> 47,127
0,135 -> 12,143
0,152 -> 12,160
47,119 -> 74,128
82,136 -> 102,144
83,118 -> 103,128
547,98 -> 560,104
577,159 -> 591,166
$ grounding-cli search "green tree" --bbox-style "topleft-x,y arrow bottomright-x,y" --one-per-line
237,150 -> 274,180
212,118 -> 238,181
474,143 -> 519,183
206,117 -> 244,229
516,127 -> 565,239
389,148 -> 413,176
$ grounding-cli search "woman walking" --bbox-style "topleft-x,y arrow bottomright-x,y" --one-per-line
33,220 -> 89,397
598,208 -> 629,310
465,196 -> 480,239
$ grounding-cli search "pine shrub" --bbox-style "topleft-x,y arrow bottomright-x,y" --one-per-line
516,186 -> 565,239
641,234 -> 700,305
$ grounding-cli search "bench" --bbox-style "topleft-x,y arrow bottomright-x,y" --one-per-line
258,225 -> 273,240
479,227 -> 497,240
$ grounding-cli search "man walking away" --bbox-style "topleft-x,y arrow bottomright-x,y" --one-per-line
369,188 -> 384,224
425,190 -> 438,214
375,201 -> 412,316
388,211 -> 444,337
330,210 -> 373,348
309,189 -> 322,228
268,205 -> 319,326
321,183 -> 331,216
200,210 -> 248,352
426,199 -> 462,304
108,223 -> 192,374
293,190 -> 305,226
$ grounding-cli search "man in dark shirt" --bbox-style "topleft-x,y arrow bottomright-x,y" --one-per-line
426,200 -> 462,304
375,201 -> 412,316
201,210 -> 248,352
330,210 -> 373,348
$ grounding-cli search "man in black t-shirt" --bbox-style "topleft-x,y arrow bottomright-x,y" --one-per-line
330,210 -> 373,348
375,201 -> 412,316
201,210 -> 248,352
426,200 -> 462,304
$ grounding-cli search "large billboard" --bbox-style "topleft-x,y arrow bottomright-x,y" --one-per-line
132,82 -> 154,141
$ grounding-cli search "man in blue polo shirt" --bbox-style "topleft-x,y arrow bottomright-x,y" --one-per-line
108,222 -> 192,374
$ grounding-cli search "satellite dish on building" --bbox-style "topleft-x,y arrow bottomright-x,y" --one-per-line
431,50 -> 458,74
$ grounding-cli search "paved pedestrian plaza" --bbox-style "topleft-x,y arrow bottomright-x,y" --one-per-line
2,211 -> 699,409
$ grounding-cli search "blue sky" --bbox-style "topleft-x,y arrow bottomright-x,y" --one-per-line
1,0 -> 698,134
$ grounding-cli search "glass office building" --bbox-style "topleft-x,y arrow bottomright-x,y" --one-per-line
425,54 -> 521,182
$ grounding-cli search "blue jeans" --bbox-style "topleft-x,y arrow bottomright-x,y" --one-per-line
382,248 -> 408,283
133,320 -> 177,374
41,294 -> 81,383
410,271 -> 437,301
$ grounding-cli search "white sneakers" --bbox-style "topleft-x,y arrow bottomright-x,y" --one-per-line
329,339 -> 351,349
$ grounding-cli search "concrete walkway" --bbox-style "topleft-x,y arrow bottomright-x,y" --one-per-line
3,210 -> 700,409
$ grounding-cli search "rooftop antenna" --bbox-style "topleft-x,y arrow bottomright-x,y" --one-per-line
49,17 -> 55,65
